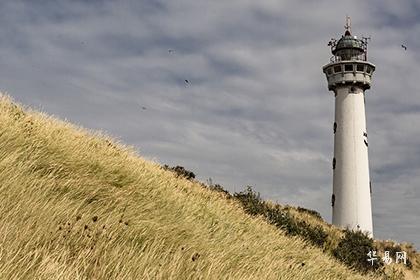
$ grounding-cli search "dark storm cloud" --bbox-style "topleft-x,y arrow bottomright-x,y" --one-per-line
0,1 -> 419,248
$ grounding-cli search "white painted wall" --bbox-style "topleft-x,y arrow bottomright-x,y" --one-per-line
333,85 -> 373,236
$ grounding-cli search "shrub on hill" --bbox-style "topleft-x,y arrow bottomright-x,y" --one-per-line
163,165 -> 195,180
295,206 -> 323,220
233,187 -> 328,248
333,230 -> 384,273
204,178 -> 232,197
233,186 -> 268,216
208,183 -> 232,197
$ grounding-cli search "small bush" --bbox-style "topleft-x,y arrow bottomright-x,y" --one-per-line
333,230 -> 384,273
296,220 -> 328,247
208,183 -> 231,197
265,207 -> 300,235
234,187 -> 327,248
163,165 -> 195,180
296,206 -> 322,220
233,186 -> 267,216
265,207 -> 327,247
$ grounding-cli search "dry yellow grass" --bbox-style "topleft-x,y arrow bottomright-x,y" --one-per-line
0,94 -> 382,279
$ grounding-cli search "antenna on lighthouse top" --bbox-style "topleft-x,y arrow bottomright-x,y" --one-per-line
362,36 -> 371,60
344,15 -> 351,35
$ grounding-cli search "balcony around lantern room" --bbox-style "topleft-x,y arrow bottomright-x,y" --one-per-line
322,61 -> 375,91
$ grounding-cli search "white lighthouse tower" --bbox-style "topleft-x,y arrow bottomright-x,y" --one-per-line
322,18 -> 375,236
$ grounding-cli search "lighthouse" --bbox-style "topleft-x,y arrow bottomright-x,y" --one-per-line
322,18 -> 375,236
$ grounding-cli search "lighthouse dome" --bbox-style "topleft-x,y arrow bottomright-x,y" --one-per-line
332,30 -> 365,60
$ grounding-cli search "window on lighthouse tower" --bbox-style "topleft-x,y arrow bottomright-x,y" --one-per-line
344,64 -> 353,72
363,132 -> 368,147
333,65 -> 342,73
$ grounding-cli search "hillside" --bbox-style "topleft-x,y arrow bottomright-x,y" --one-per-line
0,94 -> 406,279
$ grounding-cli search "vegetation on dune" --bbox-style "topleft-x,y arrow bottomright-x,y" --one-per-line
233,187 -> 328,248
166,167 -> 420,279
332,230 -> 383,273
0,94 -> 417,279
162,165 -> 196,180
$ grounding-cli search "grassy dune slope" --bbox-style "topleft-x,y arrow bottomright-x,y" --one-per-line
0,94 -> 379,279
268,203 -> 420,280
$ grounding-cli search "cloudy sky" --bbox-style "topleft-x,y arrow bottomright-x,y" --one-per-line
1,0 -> 419,248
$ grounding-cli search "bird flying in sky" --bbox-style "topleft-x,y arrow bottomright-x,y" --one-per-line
401,44 -> 407,50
